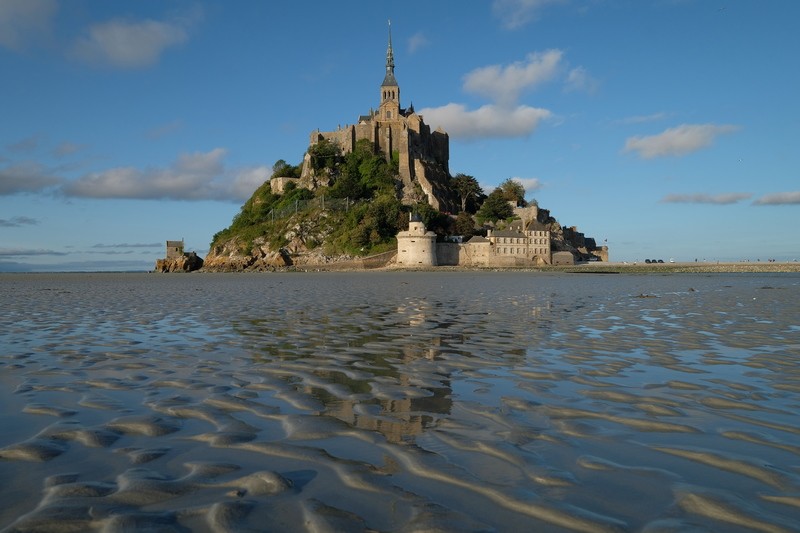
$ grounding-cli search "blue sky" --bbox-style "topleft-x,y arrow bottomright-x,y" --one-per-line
1,0 -> 798,271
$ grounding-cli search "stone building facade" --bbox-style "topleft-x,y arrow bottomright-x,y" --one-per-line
281,23 -> 455,212
166,240 -> 184,259
398,218 -> 552,268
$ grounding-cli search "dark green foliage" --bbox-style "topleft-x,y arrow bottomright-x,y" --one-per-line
271,159 -> 301,178
330,139 -> 395,200
454,211 -> 475,236
498,178 -> 527,207
308,139 -> 342,171
451,173 -> 483,213
211,140 -> 406,258
414,202 -> 450,235
476,189 -> 514,224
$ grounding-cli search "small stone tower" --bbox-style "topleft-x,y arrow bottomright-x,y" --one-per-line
396,214 -> 437,267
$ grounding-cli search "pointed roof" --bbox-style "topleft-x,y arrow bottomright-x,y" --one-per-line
381,20 -> 398,87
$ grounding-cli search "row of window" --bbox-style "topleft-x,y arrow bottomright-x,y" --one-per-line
382,90 -> 396,100
494,237 -> 548,245
498,248 -> 549,255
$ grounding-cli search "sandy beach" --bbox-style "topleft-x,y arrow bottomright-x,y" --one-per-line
1,271 -> 799,531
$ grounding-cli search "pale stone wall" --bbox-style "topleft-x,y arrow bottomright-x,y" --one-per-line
270,177 -> 300,195
396,221 -> 437,266
166,240 -> 184,260
553,251 -> 575,265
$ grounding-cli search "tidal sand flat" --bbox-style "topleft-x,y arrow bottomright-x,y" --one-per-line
1,271 -> 799,531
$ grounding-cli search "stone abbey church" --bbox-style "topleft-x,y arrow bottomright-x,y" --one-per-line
271,24 -> 456,212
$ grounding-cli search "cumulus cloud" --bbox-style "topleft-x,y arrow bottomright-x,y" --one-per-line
624,124 -> 740,159
661,193 -> 752,205
492,0 -> 566,29
61,148 -> 269,202
0,0 -> 57,51
753,191 -> 800,205
0,216 -> 39,228
71,9 -> 200,68
419,103 -> 552,140
0,162 -> 61,194
420,50 -> 564,140
564,66 -> 599,94
408,31 -> 429,54
515,177 -> 543,194
463,49 -> 563,106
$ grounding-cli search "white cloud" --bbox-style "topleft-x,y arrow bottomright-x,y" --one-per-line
661,193 -> 752,205
463,49 -> 563,106
0,161 -> 61,194
419,103 -> 552,140
492,0 -> 566,29
0,0 -> 57,51
230,166 -> 272,200
564,66 -> 599,94
61,148 -> 269,202
408,32 -> 429,54
618,112 -> 669,125
624,124 -> 740,159
753,191 -> 800,206
515,177 -> 543,194
71,11 -> 200,68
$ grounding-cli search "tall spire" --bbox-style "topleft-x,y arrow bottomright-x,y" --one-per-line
386,20 -> 394,73
382,19 -> 398,87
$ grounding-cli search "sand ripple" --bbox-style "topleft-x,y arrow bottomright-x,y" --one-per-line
1,271 -> 799,531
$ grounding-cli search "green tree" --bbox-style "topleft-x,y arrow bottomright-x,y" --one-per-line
476,189 -> 514,223
414,202 -> 449,234
498,178 -> 527,207
451,173 -> 482,213
271,159 -> 291,177
454,211 -> 475,236
308,139 -> 341,171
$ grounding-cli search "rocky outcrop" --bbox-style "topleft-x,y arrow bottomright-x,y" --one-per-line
202,232 -> 357,272
155,252 -> 204,273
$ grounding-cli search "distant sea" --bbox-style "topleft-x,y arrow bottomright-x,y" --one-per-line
2,272 -> 799,531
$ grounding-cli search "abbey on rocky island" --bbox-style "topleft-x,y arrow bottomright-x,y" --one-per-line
270,22 -> 456,212
264,23 -> 608,269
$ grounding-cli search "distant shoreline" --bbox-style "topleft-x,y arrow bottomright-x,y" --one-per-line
4,261 -> 799,275
546,261 -> 800,274
272,261 -> 800,274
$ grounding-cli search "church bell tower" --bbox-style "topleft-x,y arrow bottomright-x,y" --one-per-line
379,20 -> 400,121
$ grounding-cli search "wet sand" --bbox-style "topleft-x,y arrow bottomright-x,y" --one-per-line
1,271 -> 799,531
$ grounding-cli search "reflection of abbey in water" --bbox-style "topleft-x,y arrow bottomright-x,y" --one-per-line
303,344 -> 453,443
